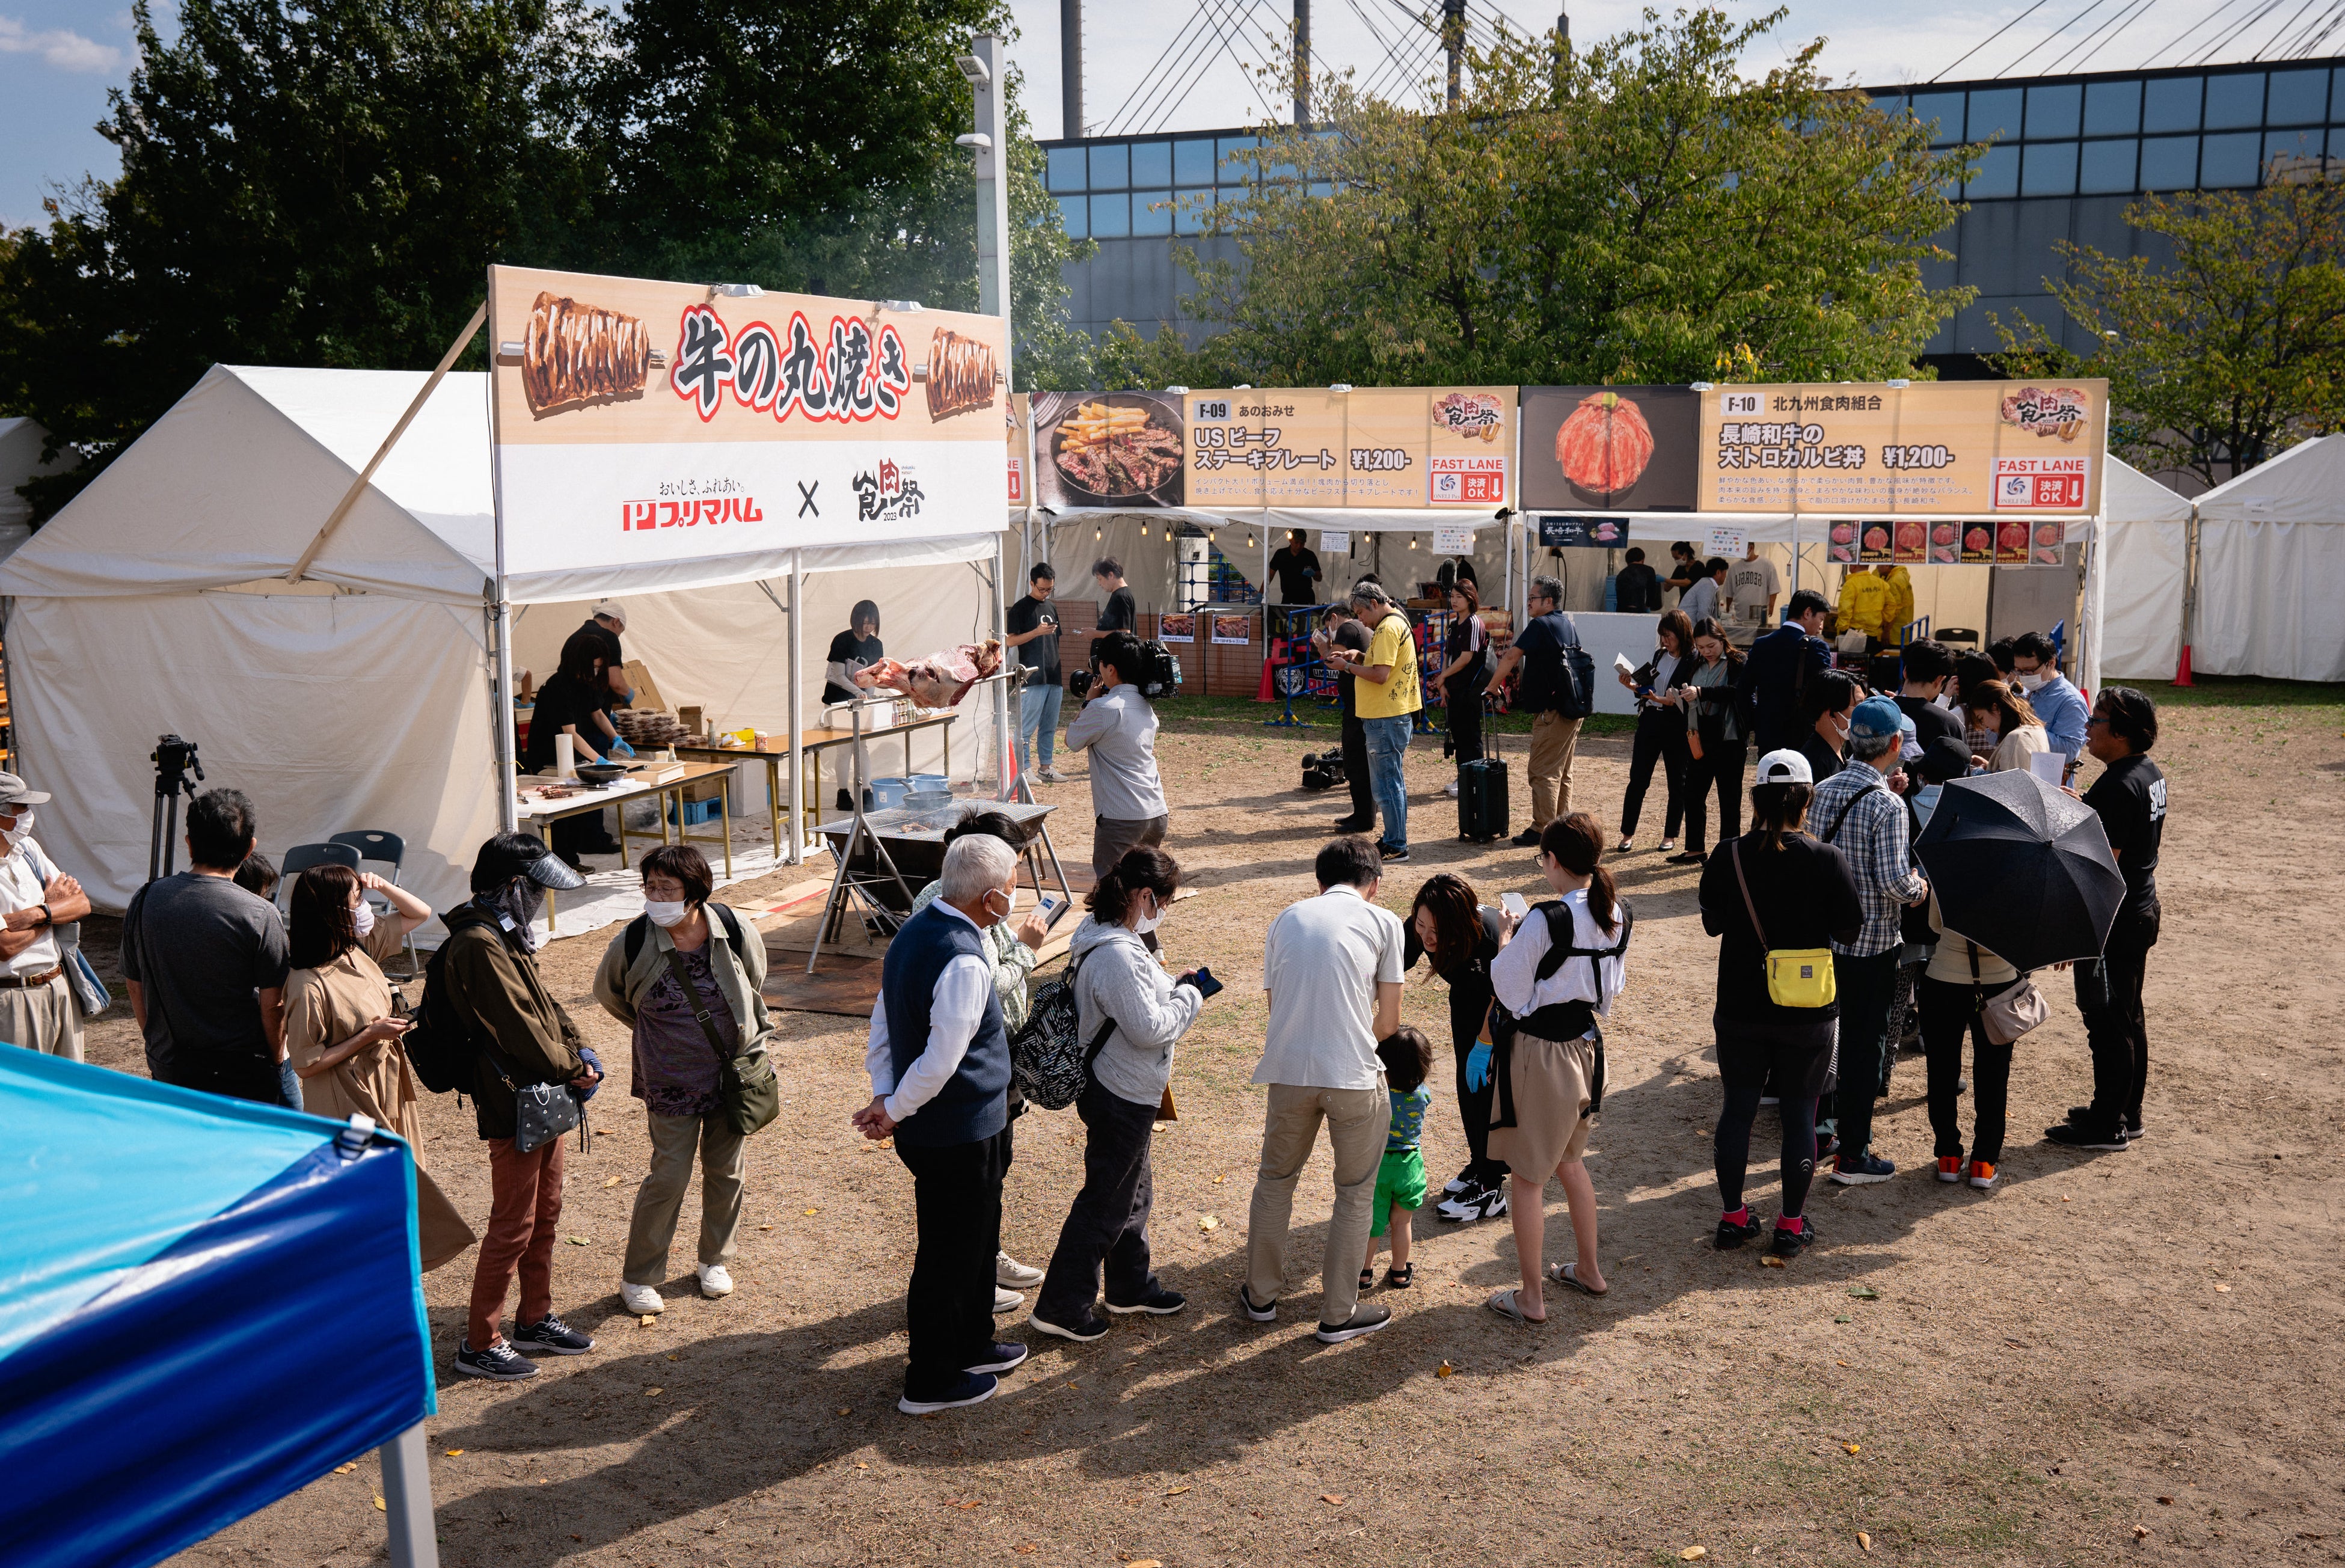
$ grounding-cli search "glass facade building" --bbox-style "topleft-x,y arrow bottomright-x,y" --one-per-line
1038,56 -> 2345,363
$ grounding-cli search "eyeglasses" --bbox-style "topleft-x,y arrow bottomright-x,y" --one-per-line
2086,714 -> 2110,726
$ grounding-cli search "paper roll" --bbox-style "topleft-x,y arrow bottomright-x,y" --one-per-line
555,732 -> 577,778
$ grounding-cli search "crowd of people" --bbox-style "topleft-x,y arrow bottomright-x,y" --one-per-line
0,554 -> 2167,1422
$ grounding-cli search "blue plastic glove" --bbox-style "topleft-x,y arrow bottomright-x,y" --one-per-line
1464,1040 -> 1492,1092
607,737 -> 636,759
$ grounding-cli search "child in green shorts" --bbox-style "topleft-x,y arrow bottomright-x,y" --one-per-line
1363,1026 -> 1435,1291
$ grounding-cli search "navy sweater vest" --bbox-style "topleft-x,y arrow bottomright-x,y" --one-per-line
880,902 -> 1010,1147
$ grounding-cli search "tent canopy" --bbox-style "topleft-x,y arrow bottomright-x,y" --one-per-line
2095,456 -> 2193,682
2187,433 -> 2345,682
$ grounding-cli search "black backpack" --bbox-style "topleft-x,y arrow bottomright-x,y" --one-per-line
1517,613 -> 1594,720
403,937 -> 479,1096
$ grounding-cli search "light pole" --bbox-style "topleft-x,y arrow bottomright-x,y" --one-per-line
956,37 -> 1013,326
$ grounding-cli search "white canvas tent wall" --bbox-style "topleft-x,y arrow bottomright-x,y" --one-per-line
2093,457 -> 2193,683
0,365 -> 999,921
2188,436 -> 2345,682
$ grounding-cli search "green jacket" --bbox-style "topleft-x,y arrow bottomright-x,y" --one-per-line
590,902 -> 774,1054
438,902 -> 586,1141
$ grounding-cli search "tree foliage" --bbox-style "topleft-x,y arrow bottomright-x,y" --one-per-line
1100,6 -> 1975,391
0,0 -> 1087,519
1992,174 -> 2345,488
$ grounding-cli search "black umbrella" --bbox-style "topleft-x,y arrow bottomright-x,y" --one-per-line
1913,770 -> 2124,972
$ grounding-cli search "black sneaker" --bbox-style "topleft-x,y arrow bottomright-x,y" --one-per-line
1330,816 -> 1373,833
510,1314 -> 595,1355
1028,1308 -> 1109,1342
455,1339 -> 539,1381
1314,1302 -> 1393,1343
1768,1217 -> 1819,1259
1830,1151 -> 1896,1185
2065,1105 -> 2145,1141
966,1341 -> 1029,1374
1235,1283 -> 1277,1323
1714,1211 -> 1765,1250
1105,1285 -> 1186,1315
2046,1121 -> 2130,1151
1510,828 -> 1542,847
897,1371 -> 997,1415
1376,843 -> 1411,863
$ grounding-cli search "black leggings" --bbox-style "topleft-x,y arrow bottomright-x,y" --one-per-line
1715,1081 -> 1819,1220
1714,1019 -> 1833,1220
1681,734 -> 1746,853
1620,708 -> 1688,839
1451,1038 -> 1506,1186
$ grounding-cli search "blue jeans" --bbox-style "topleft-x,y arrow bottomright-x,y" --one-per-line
1361,715 -> 1412,850
1020,680 -> 1064,770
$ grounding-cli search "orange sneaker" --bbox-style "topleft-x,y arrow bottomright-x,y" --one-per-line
1935,1155 -> 1963,1183
1966,1160 -> 1997,1190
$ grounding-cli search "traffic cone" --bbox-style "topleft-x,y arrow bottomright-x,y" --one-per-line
2174,643 -> 2194,687
1257,650 -> 1277,702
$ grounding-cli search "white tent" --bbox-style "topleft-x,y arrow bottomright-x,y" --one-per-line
2188,436 -> 2345,683
2091,457 -> 2193,684
0,365 -> 1001,923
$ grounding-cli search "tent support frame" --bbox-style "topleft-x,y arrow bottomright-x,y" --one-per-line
381,1419 -> 438,1568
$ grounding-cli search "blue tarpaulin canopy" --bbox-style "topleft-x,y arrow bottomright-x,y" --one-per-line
0,1049 -> 436,1568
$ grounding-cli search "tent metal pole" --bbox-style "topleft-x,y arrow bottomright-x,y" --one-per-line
482,280 -> 520,835
379,1421 -> 438,1568
292,301 -> 486,584
993,534 -> 1011,795
789,550 -> 804,866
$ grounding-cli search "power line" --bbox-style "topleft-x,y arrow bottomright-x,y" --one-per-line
1931,0 -> 2060,81
2249,0 -> 2328,54
2139,0 -> 2259,67
2060,0 -> 2163,72
1997,0 -> 2124,76
1098,5 -> 1218,136
2192,0 -> 2294,62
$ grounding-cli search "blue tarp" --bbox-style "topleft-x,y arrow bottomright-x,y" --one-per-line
0,1049 -> 435,1568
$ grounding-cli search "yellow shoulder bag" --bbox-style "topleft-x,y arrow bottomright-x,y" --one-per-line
1729,838 -> 1836,1008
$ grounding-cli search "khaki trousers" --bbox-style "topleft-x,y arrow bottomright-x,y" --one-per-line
1245,1081 -> 1388,1325
1528,712 -> 1584,830
624,1110 -> 747,1285
0,973 -> 81,1061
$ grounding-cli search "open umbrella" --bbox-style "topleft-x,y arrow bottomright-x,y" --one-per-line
1913,770 -> 2123,972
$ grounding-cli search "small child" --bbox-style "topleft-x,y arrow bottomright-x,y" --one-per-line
233,851 -> 280,903
1364,1025 -> 1435,1291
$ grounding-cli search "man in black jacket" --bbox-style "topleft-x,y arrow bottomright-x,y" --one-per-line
1737,589 -> 1832,754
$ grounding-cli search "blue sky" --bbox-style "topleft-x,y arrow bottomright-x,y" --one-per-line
0,1 -> 2323,227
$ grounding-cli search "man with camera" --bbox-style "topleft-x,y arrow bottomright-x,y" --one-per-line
1064,631 -> 1169,907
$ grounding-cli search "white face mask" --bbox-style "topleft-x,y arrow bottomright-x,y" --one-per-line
644,899 -> 689,928
0,808 -> 33,852
1133,895 -> 1163,936
2015,669 -> 2047,691
351,899 -> 376,937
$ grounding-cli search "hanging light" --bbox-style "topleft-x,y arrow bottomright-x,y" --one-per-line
1248,531 -> 1257,546
1095,525 -> 1103,540
1409,534 -> 1418,550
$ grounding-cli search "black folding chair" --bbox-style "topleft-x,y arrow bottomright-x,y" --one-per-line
330,830 -> 417,978
275,842 -> 363,922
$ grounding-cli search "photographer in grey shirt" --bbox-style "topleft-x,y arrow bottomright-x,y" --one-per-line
1064,631 -> 1171,911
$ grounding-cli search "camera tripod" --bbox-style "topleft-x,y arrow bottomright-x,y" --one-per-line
149,733 -> 204,882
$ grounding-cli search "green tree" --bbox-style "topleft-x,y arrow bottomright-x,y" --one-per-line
0,0 -> 600,519
1100,6 -> 1974,390
1992,174 -> 2345,488
581,0 -> 1091,388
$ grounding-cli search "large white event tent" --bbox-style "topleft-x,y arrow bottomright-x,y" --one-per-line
2095,456 -> 2194,683
0,364 -> 1003,920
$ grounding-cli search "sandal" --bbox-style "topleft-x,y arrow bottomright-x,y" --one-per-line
1385,1263 -> 1415,1289
1546,1261 -> 1610,1297
1358,1266 -> 1376,1291
1485,1287 -> 1545,1324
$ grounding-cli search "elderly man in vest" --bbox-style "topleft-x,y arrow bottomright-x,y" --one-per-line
854,833 -> 1031,1415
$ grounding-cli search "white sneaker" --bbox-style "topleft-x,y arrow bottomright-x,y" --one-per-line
1445,779 -> 1461,797
620,1282 -> 663,1315
995,1250 -> 1045,1288
696,1264 -> 734,1298
1037,767 -> 1068,783
993,1285 -> 1024,1313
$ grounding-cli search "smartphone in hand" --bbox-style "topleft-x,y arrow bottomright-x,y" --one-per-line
1188,964 -> 1226,999
1500,891 -> 1528,920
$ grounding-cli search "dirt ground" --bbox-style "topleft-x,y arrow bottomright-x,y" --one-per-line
96,681 -> 2345,1568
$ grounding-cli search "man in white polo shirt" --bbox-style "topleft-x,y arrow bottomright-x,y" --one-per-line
1240,835 -> 1406,1343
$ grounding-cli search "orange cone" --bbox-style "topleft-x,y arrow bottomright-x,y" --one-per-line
2174,643 -> 2194,687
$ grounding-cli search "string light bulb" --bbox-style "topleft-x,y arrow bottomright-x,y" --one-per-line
1409,535 -> 1418,550
1095,526 -> 1103,540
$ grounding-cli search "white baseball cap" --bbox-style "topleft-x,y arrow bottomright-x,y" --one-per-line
1755,748 -> 1813,786
592,600 -> 627,628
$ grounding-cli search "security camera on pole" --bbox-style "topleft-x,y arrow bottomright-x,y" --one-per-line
957,37 -> 1019,798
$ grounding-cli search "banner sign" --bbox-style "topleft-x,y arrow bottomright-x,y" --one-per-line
1697,381 -> 2106,517
1431,522 -> 1476,554
1031,387 -> 1512,511
1006,393 -> 1028,507
1519,387 -> 1702,512
486,266 -> 1010,571
1538,515 -> 1629,548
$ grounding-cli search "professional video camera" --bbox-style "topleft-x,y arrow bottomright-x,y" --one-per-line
1076,633 -> 1182,701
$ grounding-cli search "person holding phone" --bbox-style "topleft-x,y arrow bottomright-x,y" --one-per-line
1616,610 -> 1696,854
908,812 -> 1056,1303
1029,847 -> 1204,1342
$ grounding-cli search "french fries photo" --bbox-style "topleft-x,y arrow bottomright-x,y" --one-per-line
1056,400 -> 1150,452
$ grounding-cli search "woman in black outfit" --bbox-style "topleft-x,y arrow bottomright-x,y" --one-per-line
1696,749 -> 1863,1260
1432,579 -> 1488,779
823,599 -> 884,706
523,629 -> 623,864
1674,617 -> 1747,865
1617,608 -> 1695,853
1402,873 -> 1509,1223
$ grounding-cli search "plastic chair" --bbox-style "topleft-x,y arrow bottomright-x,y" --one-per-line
276,842 -> 363,921
330,830 -> 417,978
1936,627 -> 1981,648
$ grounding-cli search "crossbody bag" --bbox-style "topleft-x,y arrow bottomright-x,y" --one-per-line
1969,943 -> 2049,1047
1729,839 -> 1836,1008
1486,899 -> 1633,1129
655,925 -> 779,1137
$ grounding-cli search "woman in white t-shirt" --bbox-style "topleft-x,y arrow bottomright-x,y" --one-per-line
1483,813 -> 1630,1323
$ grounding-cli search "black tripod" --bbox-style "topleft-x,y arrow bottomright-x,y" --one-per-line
149,733 -> 204,883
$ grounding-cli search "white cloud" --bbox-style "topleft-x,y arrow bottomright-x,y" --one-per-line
0,16 -> 126,73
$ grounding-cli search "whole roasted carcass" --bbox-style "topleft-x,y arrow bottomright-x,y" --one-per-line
853,639 -> 1004,709
504,293 -> 667,415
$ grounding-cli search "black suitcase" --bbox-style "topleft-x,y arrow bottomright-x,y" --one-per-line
1458,757 -> 1507,842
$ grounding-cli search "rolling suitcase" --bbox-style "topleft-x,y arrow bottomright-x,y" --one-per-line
1458,757 -> 1507,842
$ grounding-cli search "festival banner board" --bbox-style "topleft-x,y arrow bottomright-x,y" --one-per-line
485,265 -> 1009,572
1031,387 -> 1510,511
1696,379 -> 2107,518
1006,393 -> 1029,507
1519,387 -> 1702,513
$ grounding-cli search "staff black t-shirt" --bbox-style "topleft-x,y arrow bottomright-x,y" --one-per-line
1269,546 -> 1322,604
2083,752 -> 2165,915
524,670 -> 601,773
1403,906 -> 1506,1053
1096,586 -> 1137,632
1698,833 -> 1865,1023
824,629 -> 884,705
1614,562 -> 1661,614
1005,593 -> 1062,681
1332,617 -> 1372,718
1895,694 -> 1963,750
